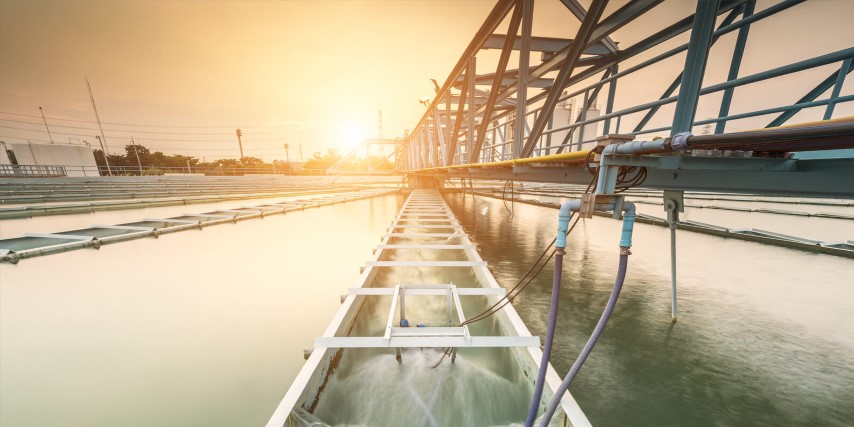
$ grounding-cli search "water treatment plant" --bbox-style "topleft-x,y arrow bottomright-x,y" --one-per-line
1,0 -> 853,426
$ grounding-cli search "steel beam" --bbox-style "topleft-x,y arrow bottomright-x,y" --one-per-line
471,2 -> 523,164
513,0 -> 534,160
423,156 -> 854,198
481,34 -> 612,55
824,57 -> 852,120
520,0 -> 609,158
671,0 -> 720,134
716,0 -> 755,133
767,59 -> 854,127
634,6 -> 743,133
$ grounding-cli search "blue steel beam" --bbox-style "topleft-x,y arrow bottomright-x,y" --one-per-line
633,6 -> 743,134
767,59 -> 854,127
520,0 -> 610,158
470,2 -> 523,164
425,156 -> 854,198
542,48 -> 854,139
717,0 -> 756,133
824,57 -> 852,120
672,0 -> 720,134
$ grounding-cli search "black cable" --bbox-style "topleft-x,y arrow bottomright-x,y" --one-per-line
460,172 -> 598,327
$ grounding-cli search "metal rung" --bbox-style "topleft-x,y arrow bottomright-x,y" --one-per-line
215,210 -> 262,215
366,261 -> 486,267
386,233 -> 460,238
315,335 -> 540,348
348,287 -> 505,296
23,233 -> 95,241
390,327 -> 464,337
93,224 -> 155,232
188,214 -> 237,220
377,244 -> 473,249
389,225 -> 460,229
143,218 -> 202,224
395,218 -> 457,222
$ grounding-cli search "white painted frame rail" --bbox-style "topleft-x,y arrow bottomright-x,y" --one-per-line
266,189 -> 591,427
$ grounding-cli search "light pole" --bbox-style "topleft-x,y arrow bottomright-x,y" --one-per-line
130,137 -> 143,175
236,128 -> 244,159
39,107 -> 54,144
95,135 -> 113,176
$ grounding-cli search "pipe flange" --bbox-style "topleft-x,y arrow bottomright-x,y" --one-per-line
670,132 -> 692,151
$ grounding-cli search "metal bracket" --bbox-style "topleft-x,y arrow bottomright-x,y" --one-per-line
579,193 -> 596,218
594,134 -> 635,162
663,190 -> 684,222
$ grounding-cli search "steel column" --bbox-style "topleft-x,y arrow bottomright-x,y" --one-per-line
521,0 -> 609,158
767,59 -> 854,127
513,0 -> 534,159
672,0 -> 720,134
467,57 -> 477,160
824,57 -> 852,120
716,0 -> 755,133
471,2 -> 523,163
602,64 -> 618,135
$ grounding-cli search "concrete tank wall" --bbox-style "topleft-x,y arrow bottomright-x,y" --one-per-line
6,143 -> 98,177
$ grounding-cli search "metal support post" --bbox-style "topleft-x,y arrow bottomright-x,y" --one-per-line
433,109 -> 447,166
716,0 -> 755,134
603,64 -> 619,135
514,0 -> 534,159
399,287 -> 406,321
577,90 -> 589,150
663,190 -> 683,322
824,57 -> 852,120
671,0 -> 720,134
466,57 -> 477,159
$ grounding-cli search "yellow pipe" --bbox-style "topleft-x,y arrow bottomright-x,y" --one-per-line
409,115 -> 854,174
414,149 -> 592,173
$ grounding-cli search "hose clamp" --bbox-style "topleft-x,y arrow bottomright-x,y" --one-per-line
670,132 -> 692,151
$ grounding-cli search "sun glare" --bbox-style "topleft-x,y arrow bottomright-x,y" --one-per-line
338,125 -> 365,149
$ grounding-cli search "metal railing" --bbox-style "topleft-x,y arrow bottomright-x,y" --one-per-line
0,164 -> 402,178
0,164 -> 66,178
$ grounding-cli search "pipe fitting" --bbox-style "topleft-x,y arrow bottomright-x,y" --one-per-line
670,132 -> 692,151
556,200 -> 580,249
619,202 -> 636,248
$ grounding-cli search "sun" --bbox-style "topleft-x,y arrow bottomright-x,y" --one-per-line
338,124 -> 365,149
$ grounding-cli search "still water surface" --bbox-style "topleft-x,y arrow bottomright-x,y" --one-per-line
0,195 -> 405,427
446,193 -> 854,426
1,191 -> 853,426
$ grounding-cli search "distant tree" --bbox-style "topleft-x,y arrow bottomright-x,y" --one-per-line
239,156 -> 265,166
212,158 -> 241,168
303,149 -> 342,170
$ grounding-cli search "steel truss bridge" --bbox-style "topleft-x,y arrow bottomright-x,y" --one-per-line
397,0 -> 853,199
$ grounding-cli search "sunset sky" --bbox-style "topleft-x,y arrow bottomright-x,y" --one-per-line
1,0 -> 852,162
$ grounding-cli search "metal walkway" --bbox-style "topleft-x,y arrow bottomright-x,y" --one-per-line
0,189 -> 400,264
266,189 -> 589,427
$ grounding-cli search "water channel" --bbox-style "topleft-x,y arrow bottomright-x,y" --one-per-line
1,191 -> 852,426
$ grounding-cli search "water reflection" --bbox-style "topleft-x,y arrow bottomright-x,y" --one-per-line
446,193 -> 854,426
0,195 -> 405,427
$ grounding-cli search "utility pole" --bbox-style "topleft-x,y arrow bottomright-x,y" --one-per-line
86,76 -> 112,176
378,109 -> 383,138
236,128 -> 244,159
299,142 -> 304,163
39,107 -> 54,143
284,143 -> 290,164
95,135 -> 112,176
130,137 -> 143,174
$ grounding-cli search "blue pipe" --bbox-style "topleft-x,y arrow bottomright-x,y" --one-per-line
535,202 -> 635,427
525,201 -> 574,427
555,201 -> 574,249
